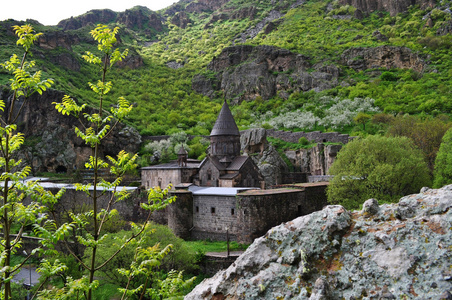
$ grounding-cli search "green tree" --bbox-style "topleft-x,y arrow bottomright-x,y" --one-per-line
387,115 -> 451,171
353,112 -> 371,131
433,128 -> 452,188
0,24 -> 58,300
327,135 -> 431,210
43,25 -> 176,299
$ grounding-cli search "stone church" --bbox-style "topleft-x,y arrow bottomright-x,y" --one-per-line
141,100 -> 264,189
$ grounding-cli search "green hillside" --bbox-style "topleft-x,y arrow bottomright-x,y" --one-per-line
0,0 -> 451,136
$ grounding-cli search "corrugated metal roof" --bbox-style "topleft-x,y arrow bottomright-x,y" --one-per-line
210,101 -> 240,136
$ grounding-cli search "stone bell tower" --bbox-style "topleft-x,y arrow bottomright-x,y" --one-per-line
210,100 -> 241,163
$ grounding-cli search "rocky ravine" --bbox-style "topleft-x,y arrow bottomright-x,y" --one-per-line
186,185 -> 452,299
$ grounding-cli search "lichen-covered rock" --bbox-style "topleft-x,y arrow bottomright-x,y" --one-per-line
186,185 -> 452,299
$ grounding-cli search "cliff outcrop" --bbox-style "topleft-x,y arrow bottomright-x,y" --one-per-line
57,7 -> 163,34
57,9 -> 117,30
187,185 -> 452,299
193,44 -> 427,102
192,45 -> 339,102
341,46 -> 426,73
240,128 -> 289,187
0,88 -> 141,174
339,0 -> 436,16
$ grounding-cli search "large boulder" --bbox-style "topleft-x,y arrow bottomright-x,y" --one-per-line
186,185 -> 452,299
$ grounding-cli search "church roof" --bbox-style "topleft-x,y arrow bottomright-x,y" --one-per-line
227,156 -> 249,171
210,100 -> 240,136
177,145 -> 188,155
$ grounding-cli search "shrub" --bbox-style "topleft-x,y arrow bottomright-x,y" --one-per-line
433,128 -> 452,188
298,137 -> 310,145
327,135 -> 431,209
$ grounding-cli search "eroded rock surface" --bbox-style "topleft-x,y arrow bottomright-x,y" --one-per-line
193,45 -> 339,102
0,88 -> 141,174
240,128 -> 289,187
187,185 -> 452,299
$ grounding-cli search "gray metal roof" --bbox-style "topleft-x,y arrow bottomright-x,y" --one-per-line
188,186 -> 257,196
210,101 -> 240,136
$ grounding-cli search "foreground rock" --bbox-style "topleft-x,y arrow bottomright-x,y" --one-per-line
186,185 -> 452,299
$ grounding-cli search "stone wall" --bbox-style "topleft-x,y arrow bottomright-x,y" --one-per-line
235,189 -> 306,243
168,190 -> 193,240
141,168 -> 181,190
267,129 -> 352,144
192,195 -> 238,241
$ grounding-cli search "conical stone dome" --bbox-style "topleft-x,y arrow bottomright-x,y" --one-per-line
210,100 -> 240,136
209,100 -> 241,159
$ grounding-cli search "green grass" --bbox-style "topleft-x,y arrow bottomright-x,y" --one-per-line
184,240 -> 249,253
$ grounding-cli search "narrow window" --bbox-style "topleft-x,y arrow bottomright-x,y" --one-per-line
231,208 -> 235,216
211,207 -> 215,214
196,206 -> 199,213
298,205 -> 302,215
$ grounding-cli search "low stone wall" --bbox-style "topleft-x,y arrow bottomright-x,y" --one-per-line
308,175 -> 333,182
267,129 -> 352,144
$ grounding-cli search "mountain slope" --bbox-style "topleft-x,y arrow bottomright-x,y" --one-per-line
0,0 -> 451,136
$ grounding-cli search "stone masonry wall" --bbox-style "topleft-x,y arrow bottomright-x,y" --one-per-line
168,190 -> 193,240
192,195 -> 238,241
267,129 -> 352,144
235,189 -> 305,243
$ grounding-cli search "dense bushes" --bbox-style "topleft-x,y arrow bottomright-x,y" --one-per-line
327,135 -> 431,209
434,128 -> 452,188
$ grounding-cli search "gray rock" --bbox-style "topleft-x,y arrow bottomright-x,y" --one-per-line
362,198 -> 379,215
186,185 -> 452,299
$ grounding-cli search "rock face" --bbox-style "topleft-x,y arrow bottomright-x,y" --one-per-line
240,129 -> 289,187
57,7 -> 163,34
37,31 -> 80,51
171,11 -> 191,29
0,88 -> 141,174
57,9 -> 117,30
339,0 -> 436,16
285,143 -> 342,176
341,46 -> 426,73
117,7 -> 163,32
186,185 -> 452,299
185,0 -> 230,13
193,45 -> 340,102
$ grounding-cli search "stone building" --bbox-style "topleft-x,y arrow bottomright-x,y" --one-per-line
141,100 -> 264,189
168,182 -> 329,243
198,100 -> 263,188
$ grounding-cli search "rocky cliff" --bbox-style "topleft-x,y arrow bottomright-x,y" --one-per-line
193,44 -> 424,102
57,6 -> 164,34
339,0 -> 436,16
0,88 -> 141,174
186,185 -> 452,299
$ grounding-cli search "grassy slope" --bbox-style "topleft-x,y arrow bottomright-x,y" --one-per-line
0,0 -> 451,136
